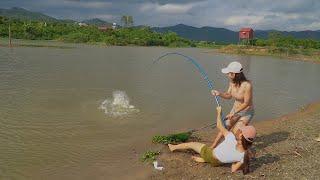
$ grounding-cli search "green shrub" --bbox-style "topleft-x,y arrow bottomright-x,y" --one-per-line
140,150 -> 160,162
152,132 -> 191,144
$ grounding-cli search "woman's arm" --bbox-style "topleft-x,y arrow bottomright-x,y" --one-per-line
216,106 -> 228,137
212,83 -> 232,99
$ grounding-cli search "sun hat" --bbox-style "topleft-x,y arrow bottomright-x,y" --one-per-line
239,125 -> 256,142
221,61 -> 243,74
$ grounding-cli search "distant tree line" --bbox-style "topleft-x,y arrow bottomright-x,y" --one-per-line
253,32 -> 320,49
0,16 -> 203,47
4,16 -> 317,50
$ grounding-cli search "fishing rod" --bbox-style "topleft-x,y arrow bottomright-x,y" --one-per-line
153,52 -> 226,132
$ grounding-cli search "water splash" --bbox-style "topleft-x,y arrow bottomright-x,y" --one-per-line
99,91 -> 139,117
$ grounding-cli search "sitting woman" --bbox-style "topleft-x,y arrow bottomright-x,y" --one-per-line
168,106 -> 256,174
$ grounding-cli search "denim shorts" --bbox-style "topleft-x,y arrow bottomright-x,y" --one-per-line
234,108 -> 255,123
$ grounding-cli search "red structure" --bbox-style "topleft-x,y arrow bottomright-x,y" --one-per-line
239,28 -> 254,44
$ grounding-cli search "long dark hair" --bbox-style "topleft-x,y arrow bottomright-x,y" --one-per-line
241,136 -> 253,175
232,71 -> 248,87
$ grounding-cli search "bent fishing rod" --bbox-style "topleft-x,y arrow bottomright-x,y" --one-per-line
153,52 -> 226,132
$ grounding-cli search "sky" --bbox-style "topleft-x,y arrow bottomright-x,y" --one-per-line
1,0 -> 320,31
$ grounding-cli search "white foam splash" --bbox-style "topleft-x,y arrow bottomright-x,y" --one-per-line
99,90 -> 139,117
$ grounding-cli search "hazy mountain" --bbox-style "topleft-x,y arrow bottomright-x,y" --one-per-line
82,18 -> 112,26
153,24 -> 320,43
0,7 -> 58,22
153,24 -> 237,43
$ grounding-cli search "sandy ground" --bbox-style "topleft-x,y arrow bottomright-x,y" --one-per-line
146,102 -> 320,179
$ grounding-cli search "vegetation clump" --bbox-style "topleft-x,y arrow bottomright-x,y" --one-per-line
152,132 -> 192,144
140,150 -> 160,162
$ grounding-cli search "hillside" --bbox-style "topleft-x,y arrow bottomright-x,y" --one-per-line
82,18 -> 112,26
153,24 -> 320,43
0,7 -> 58,22
152,24 -> 236,43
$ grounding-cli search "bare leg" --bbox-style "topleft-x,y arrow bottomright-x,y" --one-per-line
191,156 -> 205,163
168,142 -> 205,154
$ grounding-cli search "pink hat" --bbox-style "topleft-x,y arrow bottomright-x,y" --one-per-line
240,125 -> 256,142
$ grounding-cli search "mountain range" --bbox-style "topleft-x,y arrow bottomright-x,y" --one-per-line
81,18 -> 112,26
152,24 -> 320,43
1,7 -> 320,43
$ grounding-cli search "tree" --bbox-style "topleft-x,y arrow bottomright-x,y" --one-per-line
121,16 -> 133,27
268,31 -> 282,47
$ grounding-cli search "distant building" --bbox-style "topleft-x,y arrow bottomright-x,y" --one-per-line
112,23 -> 117,30
98,26 -> 113,32
239,28 -> 254,44
78,22 -> 88,27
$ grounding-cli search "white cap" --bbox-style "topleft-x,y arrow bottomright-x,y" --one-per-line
221,61 -> 243,74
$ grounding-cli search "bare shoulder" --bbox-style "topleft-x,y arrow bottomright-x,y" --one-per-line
242,81 -> 252,89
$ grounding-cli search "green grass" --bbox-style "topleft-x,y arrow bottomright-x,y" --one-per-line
152,132 -> 192,144
140,150 -> 161,162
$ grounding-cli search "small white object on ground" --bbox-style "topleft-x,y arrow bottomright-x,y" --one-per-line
153,161 -> 164,171
315,137 -> 320,142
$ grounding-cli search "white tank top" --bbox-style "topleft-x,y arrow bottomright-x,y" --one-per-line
213,132 -> 244,163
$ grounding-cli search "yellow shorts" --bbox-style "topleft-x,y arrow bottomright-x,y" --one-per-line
200,145 -> 222,166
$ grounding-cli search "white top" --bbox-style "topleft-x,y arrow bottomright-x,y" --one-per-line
213,132 -> 244,163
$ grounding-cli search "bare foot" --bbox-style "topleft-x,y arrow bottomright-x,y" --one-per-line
191,156 -> 205,163
315,137 -> 320,142
168,144 -> 175,152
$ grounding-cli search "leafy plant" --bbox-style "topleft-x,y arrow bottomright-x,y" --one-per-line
152,132 -> 192,144
140,150 -> 160,162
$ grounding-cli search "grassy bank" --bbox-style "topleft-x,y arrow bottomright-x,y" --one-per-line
149,102 -> 320,179
218,45 -> 320,63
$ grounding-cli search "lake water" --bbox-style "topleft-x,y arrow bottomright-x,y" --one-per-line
0,43 -> 319,179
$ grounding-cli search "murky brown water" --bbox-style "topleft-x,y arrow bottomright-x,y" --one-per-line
0,43 -> 319,179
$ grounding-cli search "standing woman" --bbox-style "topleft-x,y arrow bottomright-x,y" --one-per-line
211,61 -> 254,148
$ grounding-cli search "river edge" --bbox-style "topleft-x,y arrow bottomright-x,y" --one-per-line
144,101 -> 320,179
214,45 -> 320,64
2,38 -> 319,64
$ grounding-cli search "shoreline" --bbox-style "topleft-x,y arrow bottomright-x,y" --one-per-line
2,37 -> 319,64
0,37 -> 218,50
215,45 -> 320,64
147,100 -> 320,179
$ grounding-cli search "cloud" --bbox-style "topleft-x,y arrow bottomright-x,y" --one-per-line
224,15 -> 264,26
140,2 -> 199,14
94,14 -> 115,20
61,0 -> 112,8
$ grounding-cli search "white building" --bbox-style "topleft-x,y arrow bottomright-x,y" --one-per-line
112,23 -> 117,30
78,22 -> 88,27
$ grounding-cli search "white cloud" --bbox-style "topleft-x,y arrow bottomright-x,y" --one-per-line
62,1 -> 112,8
95,14 -> 115,20
295,22 -> 320,31
140,2 -> 198,14
224,15 -> 264,26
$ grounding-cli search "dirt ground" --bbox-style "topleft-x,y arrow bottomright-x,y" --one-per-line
148,102 -> 320,180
